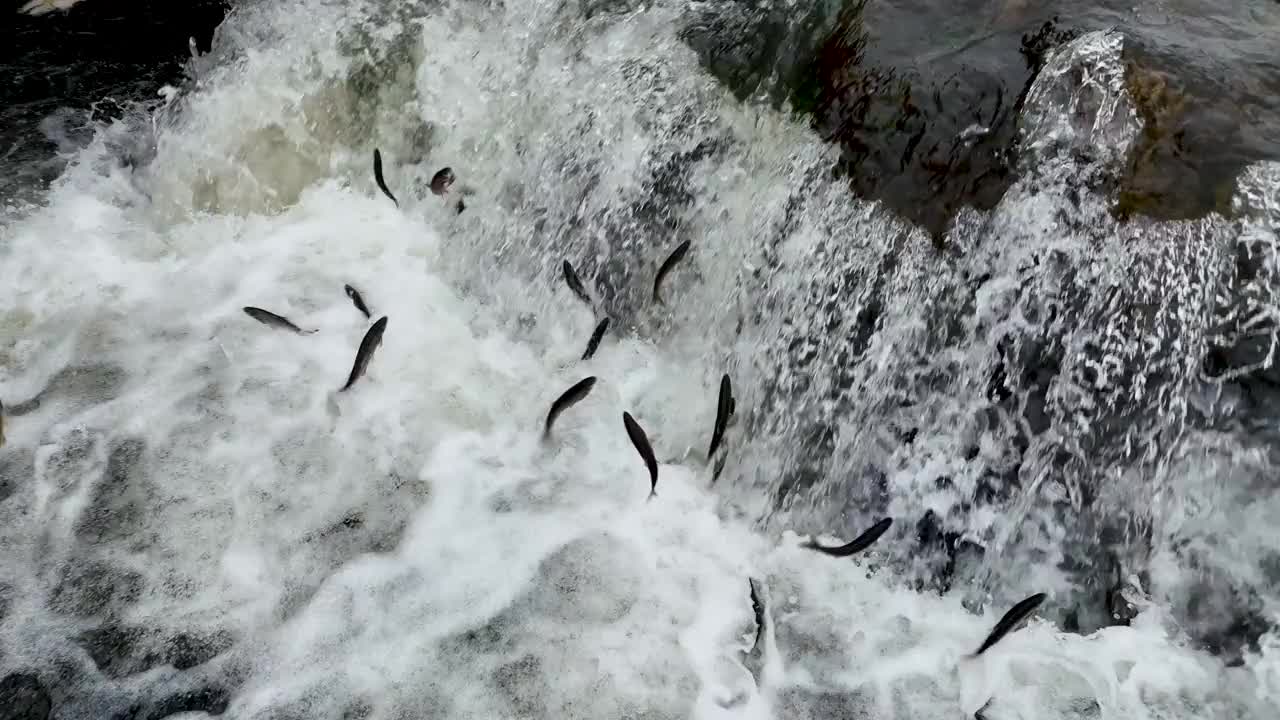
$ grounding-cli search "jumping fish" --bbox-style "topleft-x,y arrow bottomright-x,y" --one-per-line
430,167 -> 456,196
373,148 -> 398,207
543,376 -> 597,438
339,316 -> 388,392
802,517 -> 894,557
652,239 -> 692,305
706,373 -> 734,460
562,260 -> 593,309
581,318 -> 609,361
971,592 -> 1047,657
740,577 -> 771,687
622,411 -> 658,499
243,307 -> 317,334
344,284 -> 371,320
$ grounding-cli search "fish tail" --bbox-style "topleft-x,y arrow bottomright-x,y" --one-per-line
647,489 -> 657,501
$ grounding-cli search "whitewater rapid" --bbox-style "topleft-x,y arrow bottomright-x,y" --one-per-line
2,0 -> 1279,718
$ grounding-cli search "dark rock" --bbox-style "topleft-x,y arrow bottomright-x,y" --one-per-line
491,654 -> 545,717
49,559 -> 144,617
78,624 -> 235,678
0,448 -> 35,505
78,624 -> 147,678
0,673 -> 52,720
112,686 -> 231,720
775,686 -> 873,720
76,438 -> 147,546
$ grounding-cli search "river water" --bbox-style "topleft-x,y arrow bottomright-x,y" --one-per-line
1,1 -> 1279,719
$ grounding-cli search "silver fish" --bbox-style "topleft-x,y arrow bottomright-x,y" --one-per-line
543,376 -> 597,438
622,411 -> 658,499
344,284 -> 371,320
581,318 -> 609,361
652,239 -> 691,305
802,517 -> 894,558
243,307 -> 316,334
706,373 -> 733,460
339,316 -> 388,392
373,148 -> 398,207
972,592 -> 1047,656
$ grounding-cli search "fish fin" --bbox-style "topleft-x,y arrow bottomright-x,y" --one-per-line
303,328 -> 319,335
647,489 -> 657,502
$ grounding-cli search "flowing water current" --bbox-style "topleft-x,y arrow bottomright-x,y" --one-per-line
2,1 -> 1280,718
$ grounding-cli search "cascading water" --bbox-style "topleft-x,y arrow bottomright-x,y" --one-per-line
2,1 -> 1278,718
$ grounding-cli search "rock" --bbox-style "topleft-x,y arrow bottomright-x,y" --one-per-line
0,673 -> 52,720
75,438 -> 147,546
78,624 -> 235,678
49,558 -> 143,617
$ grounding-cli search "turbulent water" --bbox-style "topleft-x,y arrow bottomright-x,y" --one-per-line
2,0 -> 1280,718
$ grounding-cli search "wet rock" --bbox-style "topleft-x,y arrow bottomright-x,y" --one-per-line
775,686 -> 873,720
76,438 -> 147,546
49,559 -> 143,617
0,583 -> 12,621
78,624 -> 235,678
0,673 -> 52,720
0,448 -> 35,505
40,364 -> 128,407
491,653 -> 546,718
78,624 -> 147,678
113,686 -> 230,720
39,427 -> 103,496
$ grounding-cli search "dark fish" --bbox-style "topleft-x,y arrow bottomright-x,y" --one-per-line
711,453 -> 727,484
972,592 -> 1047,656
651,239 -> 692,305
622,411 -> 658,499
581,318 -> 609,360
543,376 -> 597,438
455,197 -> 466,214
430,167 -> 456,196
243,307 -> 316,334
339,316 -> 388,392
741,577 -> 769,686
706,373 -> 733,460
802,517 -> 894,557
344,284 -> 371,319
373,148 -> 398,207
1105,555 -> 1137,626
562,260 -> 593,309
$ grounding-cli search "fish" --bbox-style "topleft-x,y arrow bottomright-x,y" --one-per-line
651,239 -> 692,305
802,517 -> 894,557
344,284 -> 371,320
622,411 -> 658,499
971,592 -> 1047,657
339,316 -> 388,392
581,318 -> 609,361
243,307 -> 317,334
562,260 -> 593,309
740,577 -> 770,687
706,373 -> 734,460
711,453 -> 727,484
373,148 -> 398,207
543,376 -> 597,438
430,167 -> 456,196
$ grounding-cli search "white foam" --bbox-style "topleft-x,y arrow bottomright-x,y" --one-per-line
1,1 -> 1277,719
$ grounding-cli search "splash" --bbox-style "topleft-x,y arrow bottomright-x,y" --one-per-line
1,1 -> 1277,718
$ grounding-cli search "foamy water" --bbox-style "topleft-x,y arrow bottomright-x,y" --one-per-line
1,1 -> 1278,718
